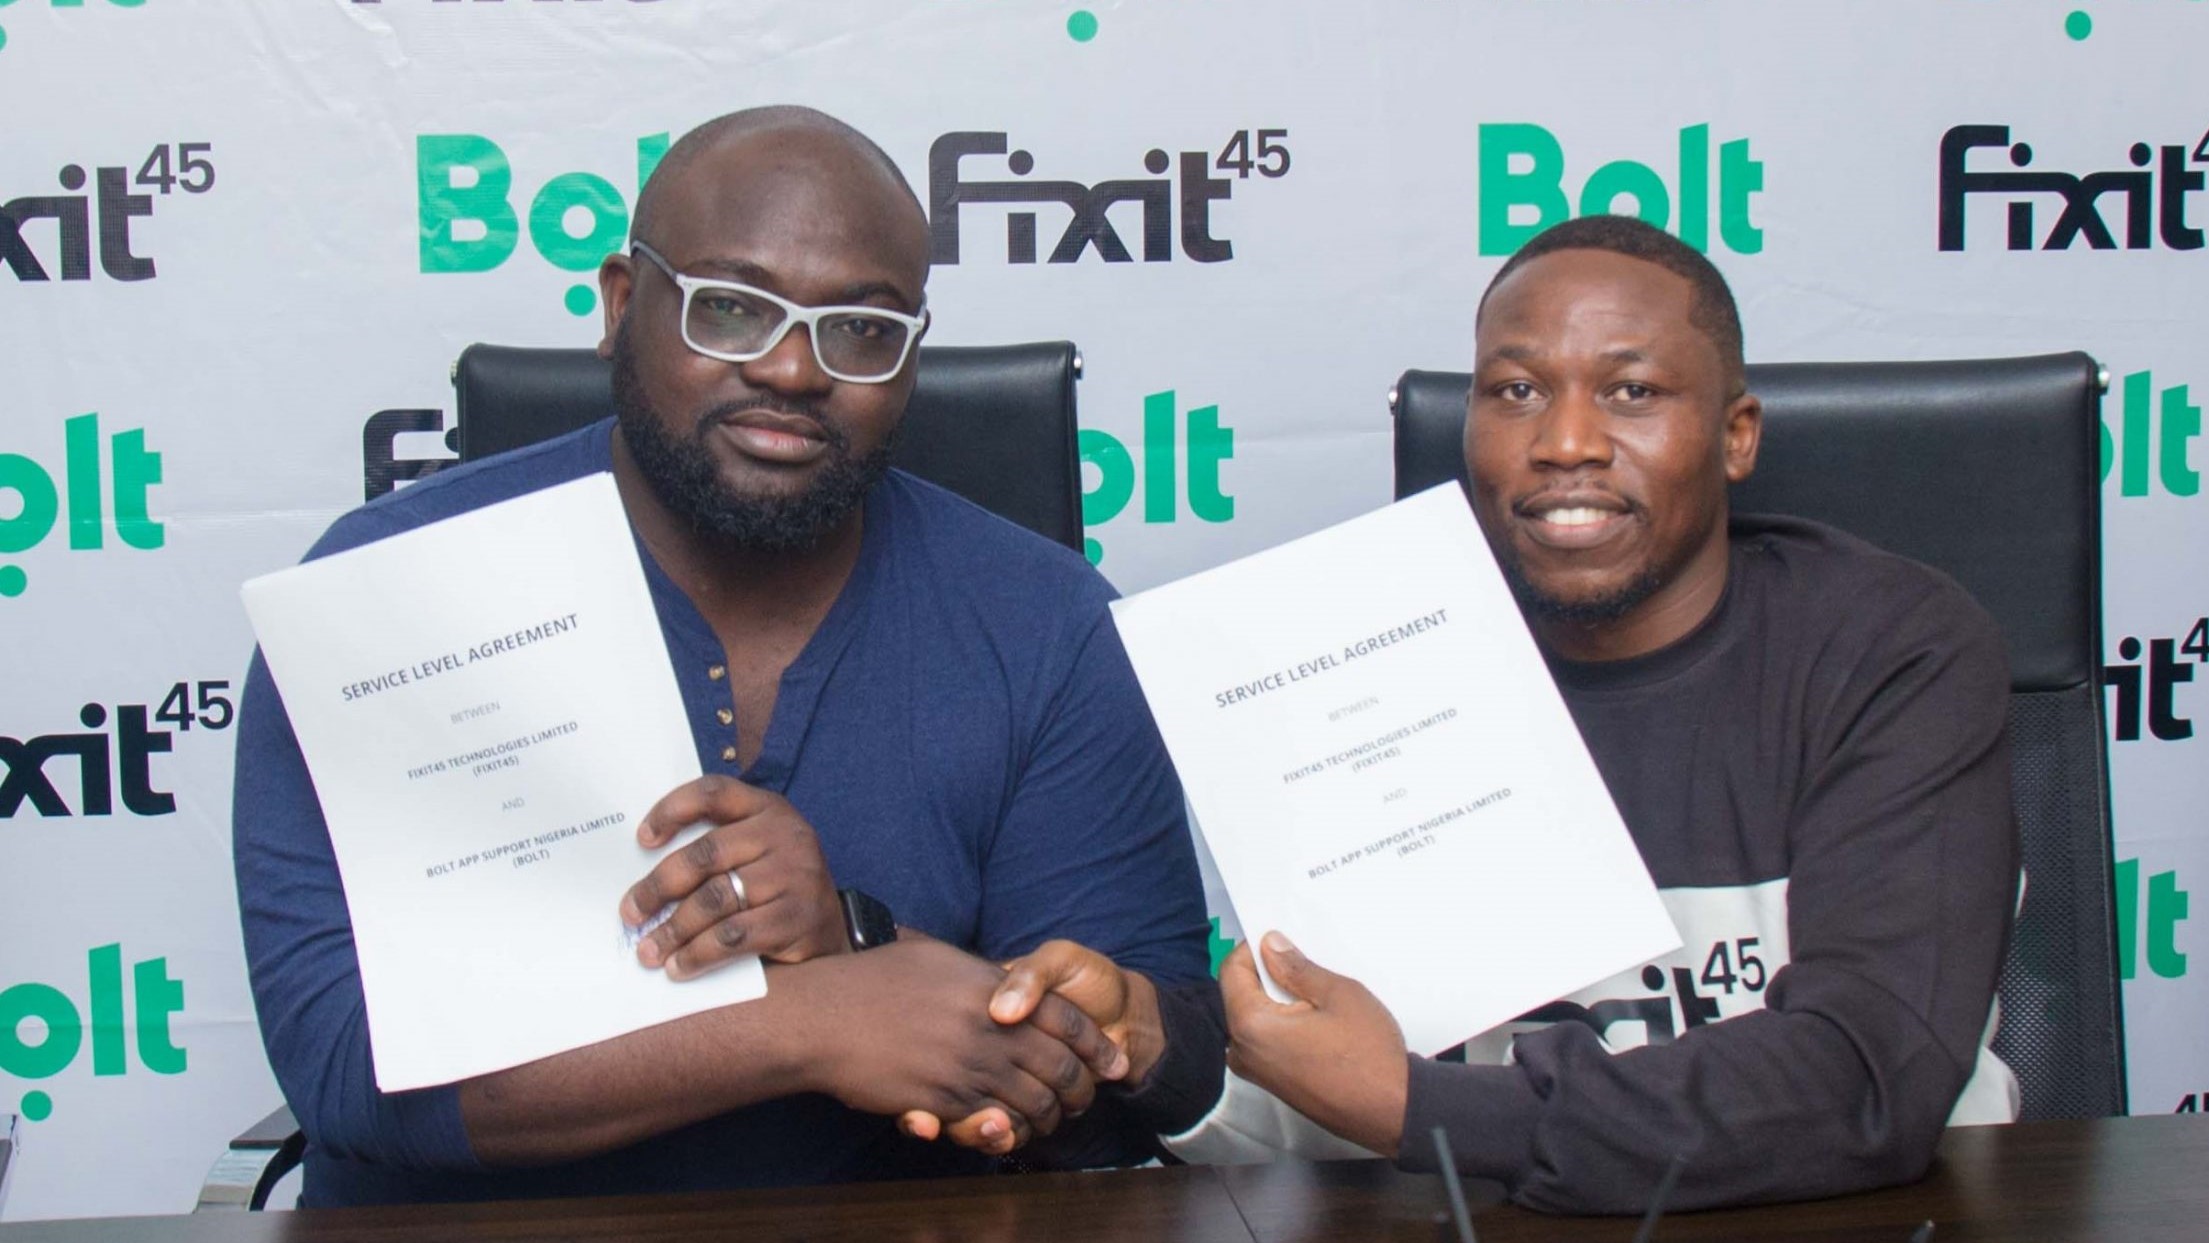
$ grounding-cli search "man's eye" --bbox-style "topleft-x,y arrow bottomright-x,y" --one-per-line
830,316 -> 892,341
1615,382 -> 1657,401
1495,381 -> 1537,401
699,296 -> 755,319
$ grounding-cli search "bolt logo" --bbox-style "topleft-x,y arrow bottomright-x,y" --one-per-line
2104,618 -> 2204,743
0,413 -> 164,599
1478,123 -> 1765,257
0,0 -> 148,58
2116,858 -> 2189,982
1080,390 -> 1234,566
2102,369 -> 2201,497
1,682 -> 228,819
1938,125 -> 2209,252
0,945 -> 186,1123
417,132 -> 670,315
929,128 -> 1290,266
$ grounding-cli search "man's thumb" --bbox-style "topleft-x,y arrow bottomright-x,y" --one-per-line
1260,930 -> 1327,1002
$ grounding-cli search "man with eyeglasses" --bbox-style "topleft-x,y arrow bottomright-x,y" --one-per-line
232,105 -> 1222,1207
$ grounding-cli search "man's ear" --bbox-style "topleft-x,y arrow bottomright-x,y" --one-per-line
1721,391 -> 1763,485
596,253 -> 635,360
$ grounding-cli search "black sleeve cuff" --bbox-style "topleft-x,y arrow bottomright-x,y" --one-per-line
1106,976 -> 1227,1136
1394,1055 -> 1542,1184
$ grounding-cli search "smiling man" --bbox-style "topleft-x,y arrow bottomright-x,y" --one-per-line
991,214 -> 2023,1212
232,106 -> 1221,1206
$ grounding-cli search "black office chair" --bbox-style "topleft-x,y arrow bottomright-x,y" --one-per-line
1390,353 -> 2125,1122
451,342 -> 1085,552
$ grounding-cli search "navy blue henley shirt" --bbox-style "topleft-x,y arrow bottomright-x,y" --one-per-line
232,420 -> 1211,1206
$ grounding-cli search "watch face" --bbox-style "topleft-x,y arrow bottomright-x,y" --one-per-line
843,889 -> 897,951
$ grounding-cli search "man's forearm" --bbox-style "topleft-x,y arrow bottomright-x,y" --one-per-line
458,962 -> 822,1166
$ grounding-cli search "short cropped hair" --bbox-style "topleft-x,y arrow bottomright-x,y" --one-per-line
1478,215 -> 1745,394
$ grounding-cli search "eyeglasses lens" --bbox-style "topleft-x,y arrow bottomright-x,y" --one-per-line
685,284 -> 910,381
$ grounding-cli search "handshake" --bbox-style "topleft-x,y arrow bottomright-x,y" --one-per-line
617,775 -> 1171,1158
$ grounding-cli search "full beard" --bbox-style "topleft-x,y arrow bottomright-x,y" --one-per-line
610,322 -> 896,555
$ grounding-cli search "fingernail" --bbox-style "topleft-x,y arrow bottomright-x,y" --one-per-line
991,991 -> 1025,1021
1263,930 -> 1296,955
980,1118 -> 1005,1139
637,940 -> 661,968
620,897 -> 642,925
1108,1049 -> 1130,1080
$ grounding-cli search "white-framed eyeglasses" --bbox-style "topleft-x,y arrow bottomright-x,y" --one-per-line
630,240 -> 929,384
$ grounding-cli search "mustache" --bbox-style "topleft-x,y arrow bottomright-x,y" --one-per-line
694,397 -> 847,448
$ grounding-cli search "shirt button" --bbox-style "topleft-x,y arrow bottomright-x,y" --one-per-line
708,665 -> 727,681
716,708 -> 734,725
720,745 -> 738,763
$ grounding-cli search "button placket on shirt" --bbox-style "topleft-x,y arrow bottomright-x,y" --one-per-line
706,663 -> 739,765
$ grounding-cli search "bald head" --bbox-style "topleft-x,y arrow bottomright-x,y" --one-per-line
632,106 -> 925,257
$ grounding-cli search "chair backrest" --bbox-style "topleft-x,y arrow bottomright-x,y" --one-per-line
1391,353 -> 2124,1120
453,342 -> 1085,552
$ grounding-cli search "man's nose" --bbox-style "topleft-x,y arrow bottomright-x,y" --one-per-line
1529,388 -> 1612,470
738,323 -> 835,399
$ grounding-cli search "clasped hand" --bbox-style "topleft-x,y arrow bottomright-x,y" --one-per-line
617,775 -> 1126,1149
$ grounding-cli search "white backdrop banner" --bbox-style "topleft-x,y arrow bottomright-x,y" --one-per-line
2,0 -> 2203,1221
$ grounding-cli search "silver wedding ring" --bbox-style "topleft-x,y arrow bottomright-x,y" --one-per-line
726,868 -> 749,912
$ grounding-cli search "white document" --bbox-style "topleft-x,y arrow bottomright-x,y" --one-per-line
1110,485 -> 1679,1056
241,473 -> 764,1092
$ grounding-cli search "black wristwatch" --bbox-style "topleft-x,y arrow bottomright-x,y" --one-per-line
838,888 -> 898,952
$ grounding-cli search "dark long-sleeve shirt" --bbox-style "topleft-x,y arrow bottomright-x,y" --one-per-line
1178,515 -> 2019,1212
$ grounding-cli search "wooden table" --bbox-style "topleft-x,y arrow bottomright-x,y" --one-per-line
4,1115 -> 2204,1242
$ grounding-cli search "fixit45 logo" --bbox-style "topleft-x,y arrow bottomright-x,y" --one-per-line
2105,616 -> 2205,743
1938,124 -> 2208,252
2,142 -> 215,283
0,680 -> 228,819
929,127 -> 1289,266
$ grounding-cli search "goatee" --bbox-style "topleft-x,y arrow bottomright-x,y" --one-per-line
610,321 -> 895,554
